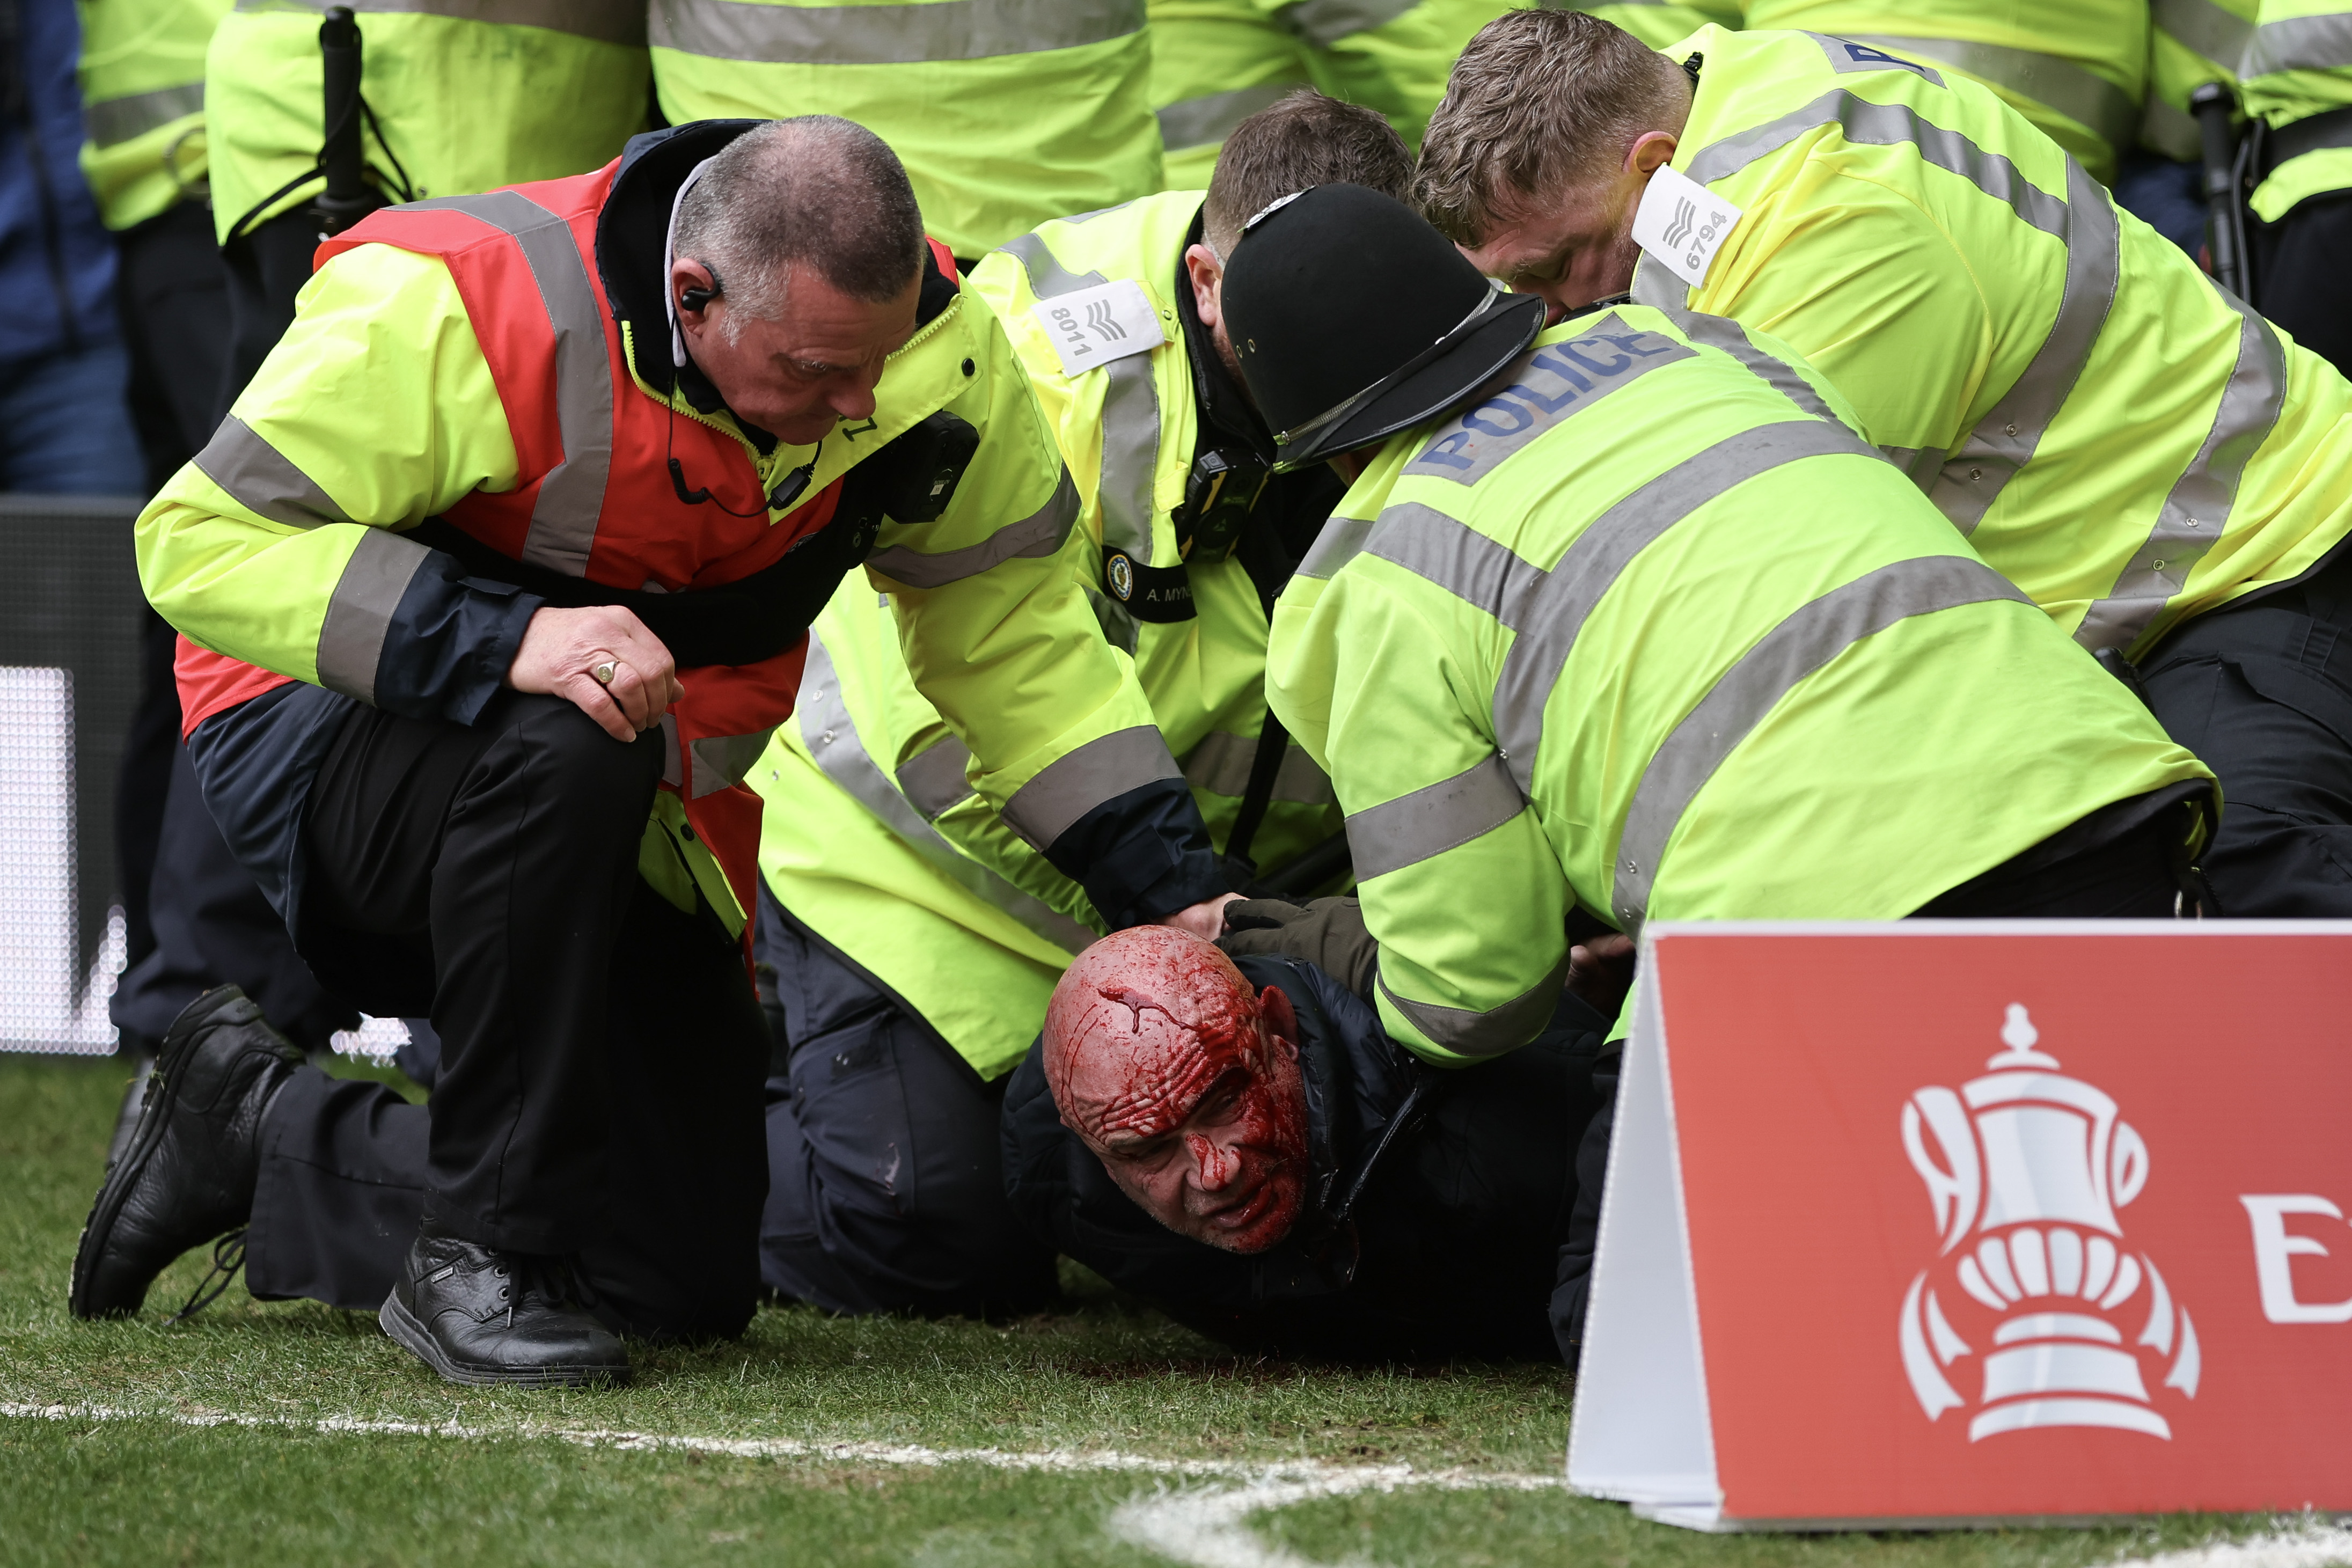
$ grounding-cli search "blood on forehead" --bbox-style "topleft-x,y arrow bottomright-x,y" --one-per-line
1043,928 -> 1264,1146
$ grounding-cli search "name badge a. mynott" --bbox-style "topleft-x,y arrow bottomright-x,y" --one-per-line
1630,164 -> 1744,290
1030,279 -> 1167,377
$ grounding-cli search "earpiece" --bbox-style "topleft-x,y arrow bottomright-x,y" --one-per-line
678,265 -> 724,314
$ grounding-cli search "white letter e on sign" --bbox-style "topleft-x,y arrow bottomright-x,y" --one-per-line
2241,1195 -> 2352,1323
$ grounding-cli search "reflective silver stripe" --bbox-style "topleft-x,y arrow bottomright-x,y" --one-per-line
1181,730 -> 1336,804
896,734 -> 976,819
1681,94 -> 2100,538
1000,724 -> 1183,853
85,82 -> 204,148
650,0 -> 1142,63
1610,556 -> 2032,930
2141,92 -> 2203,165
2075,288 -> 2285,653
1625,277 -> 1846,426
997,232 -> 1162,566
1376,949 -> 1571,1059
689,729 -> 779,798
1368,423 -> 1876,796
1877,444 -> 1948,488
1157,82 -> 1302,152
315,527 -> 431,705
1926,159 -> 2119,535
867,464 -> 1079,588
1282,0 -> 1420,47
1294,514 -> 1376,581
798,635 -> 1094,952
1847,34 -> 2140,151
1345,752 -> 1525,883
1683,90 -> 2069,239
1365,501 -> 1545,631
2247,12 -> 2352,75
2155,0 -> 2255,69
400,192 -> 615,578
236,0 -> 646,45
192,416 -> 354,530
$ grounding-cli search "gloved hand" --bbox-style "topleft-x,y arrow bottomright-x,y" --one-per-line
1216,896 -> 1378,1001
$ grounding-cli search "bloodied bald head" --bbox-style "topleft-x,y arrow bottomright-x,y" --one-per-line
1043,927 -> 1309,1254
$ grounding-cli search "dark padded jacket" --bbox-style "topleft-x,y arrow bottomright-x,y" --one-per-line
1001,952 -> 1603,1362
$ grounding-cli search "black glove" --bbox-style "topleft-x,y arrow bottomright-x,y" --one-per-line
1216,896 -> 1378,1001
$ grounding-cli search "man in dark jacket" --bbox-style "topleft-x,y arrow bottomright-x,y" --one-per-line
1002,925 -> 1599,1361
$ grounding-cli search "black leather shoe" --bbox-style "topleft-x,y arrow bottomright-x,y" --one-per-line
379,1230 -> 630,1388
102,1049 -> 157,1172
70,987 -> 303,1319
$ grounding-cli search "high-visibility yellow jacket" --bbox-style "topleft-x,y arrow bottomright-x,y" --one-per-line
1148,0 -> 1315,190
1556,1 -> 1739,50
1636,26 -> 2352,661
141,129 -> 1189,942
648,0 -> 1161,259
1283,0 -> 1521,149
76,0 -> 229,231
2145,0 -> 2258,162
2243,1 -> 2352,218
758,190 -> 1347,1078
1739,0 -> 2148,182
204,0 -> 649,243
1266,304 -> 2212,1064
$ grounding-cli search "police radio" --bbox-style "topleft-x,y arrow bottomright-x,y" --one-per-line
1174,447 -> 1271,563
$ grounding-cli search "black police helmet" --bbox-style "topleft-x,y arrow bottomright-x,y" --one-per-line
1222,183 -> 1546,470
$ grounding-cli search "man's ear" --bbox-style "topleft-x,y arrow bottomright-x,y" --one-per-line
1626,129 -> 1679,179
671,257 -> 719,328
1182,242 -> 1223,329
1258,983 -> 1300,1061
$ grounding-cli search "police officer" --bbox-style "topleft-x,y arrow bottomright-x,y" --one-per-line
1420,11 -> 2352,918
1150,0 -> 1599,189
649,0 -> 1158,263
206,0 -> 651,407
2243,0 -> 2352,375
72,118 -> 1234,1386
1738,0 -> 2149,185
746,91 -> 1408,1318
1218,183 -> 2216,1351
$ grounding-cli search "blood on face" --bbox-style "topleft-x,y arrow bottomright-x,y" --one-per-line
1043,927 -> 1309,1254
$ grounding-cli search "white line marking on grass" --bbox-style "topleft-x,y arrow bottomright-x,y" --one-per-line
0,1398 -> 1531,1484
8,1403 -> 2344,1568
1111,1467 -> 1560,1568
2108,1526 -> 2352,1568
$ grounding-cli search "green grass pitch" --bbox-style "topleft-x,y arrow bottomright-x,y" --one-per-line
0,1052 -> 2294,1566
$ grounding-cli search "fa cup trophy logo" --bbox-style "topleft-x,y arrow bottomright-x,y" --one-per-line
1899,1005 -> 2201,1440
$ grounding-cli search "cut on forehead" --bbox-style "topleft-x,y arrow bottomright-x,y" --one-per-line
1041,928 -> 1261,1107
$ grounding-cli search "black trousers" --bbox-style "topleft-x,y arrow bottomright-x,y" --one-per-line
110,735 -> 357,1052
2139,544 -> 2352,916
1549,807 -> 2194,1359
108,200 -> 252,1050
756,888 -> 1057,1318
243,691 -> 770,1338
2252,190 -> 2352,382
215,208 -> 322,424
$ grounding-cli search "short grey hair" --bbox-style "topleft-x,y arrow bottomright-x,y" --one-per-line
672,116 -> 926,342
1414,11 -> 1689,247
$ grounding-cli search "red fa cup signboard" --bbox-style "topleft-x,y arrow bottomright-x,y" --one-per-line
1568,922 -> 2352,1531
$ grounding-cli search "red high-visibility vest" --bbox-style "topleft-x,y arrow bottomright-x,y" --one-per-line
179,160 -> 942,924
